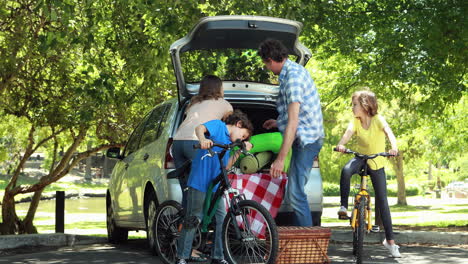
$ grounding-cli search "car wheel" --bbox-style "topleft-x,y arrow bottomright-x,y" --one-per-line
107,193 -> 128,243
146,193 -> 158,255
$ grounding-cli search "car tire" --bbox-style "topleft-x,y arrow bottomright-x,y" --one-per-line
106,193 -> 128,244
146,192 -> 158,255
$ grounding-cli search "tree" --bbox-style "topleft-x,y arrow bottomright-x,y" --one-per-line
1,0 -> 466,233
0,0 -> 168,234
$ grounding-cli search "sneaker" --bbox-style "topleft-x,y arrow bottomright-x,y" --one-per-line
337,206 -> 348,216
211,259 -> 229,264
175,259 -> 187,264
383,239 -> 402,258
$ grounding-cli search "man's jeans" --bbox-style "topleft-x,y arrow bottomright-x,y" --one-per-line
176,187 -> 226,260
287,138 -> 323,226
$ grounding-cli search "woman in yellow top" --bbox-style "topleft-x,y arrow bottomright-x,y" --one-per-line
336,90 -> 401,258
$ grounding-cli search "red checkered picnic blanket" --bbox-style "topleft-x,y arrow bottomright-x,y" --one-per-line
225,173 -> 288,237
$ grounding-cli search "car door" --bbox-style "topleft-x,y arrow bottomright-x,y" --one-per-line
126,104 -> 171,223
113,113 -> 148,221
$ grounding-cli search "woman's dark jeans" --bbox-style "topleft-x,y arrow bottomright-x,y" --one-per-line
340,157 -> 394,240
172,140 -> 199,209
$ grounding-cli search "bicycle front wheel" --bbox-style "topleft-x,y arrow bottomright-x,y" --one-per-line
153,200 -> 183,264
355,196 -> 366,264
222,200 -> 279,264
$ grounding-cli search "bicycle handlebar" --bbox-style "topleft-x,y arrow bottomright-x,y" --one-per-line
194,140 -> 252,156
333,147 -> 396,159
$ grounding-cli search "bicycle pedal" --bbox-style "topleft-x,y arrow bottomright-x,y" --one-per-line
338,214 -> 350,220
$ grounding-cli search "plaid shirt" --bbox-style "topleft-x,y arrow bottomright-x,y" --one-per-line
276,59 -> 324,146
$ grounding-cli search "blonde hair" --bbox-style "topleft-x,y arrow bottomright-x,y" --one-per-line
352,90 -> 378,116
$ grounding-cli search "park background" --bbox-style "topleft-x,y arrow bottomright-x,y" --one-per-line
0,0 -> 466,235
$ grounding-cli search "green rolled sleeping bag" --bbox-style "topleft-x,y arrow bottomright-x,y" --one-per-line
235,132 -> 292,173
240,151 -> 273,174
249,132 -> 283,153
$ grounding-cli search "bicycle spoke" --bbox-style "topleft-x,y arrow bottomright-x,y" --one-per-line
224,201 -> 277,264
154,201 -> 183,264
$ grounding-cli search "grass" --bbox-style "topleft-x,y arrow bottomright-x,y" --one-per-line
0,177 -> 108,202
18,195 -> 466,237
397,220 -> 468,228
442,208 -> 468,214
388,204 -> 432,212
2,170 -> 467,236
321,196 -> 468,231
0,178 -> 108,193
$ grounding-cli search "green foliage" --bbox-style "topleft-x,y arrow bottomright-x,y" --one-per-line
181,49 -> 276,83
323,182 -> 341,196
386,183 -> 420,197
0,114 -> 30,173
0,0 -> 466,227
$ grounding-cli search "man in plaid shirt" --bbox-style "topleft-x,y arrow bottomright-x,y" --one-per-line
258,38 -> 324,226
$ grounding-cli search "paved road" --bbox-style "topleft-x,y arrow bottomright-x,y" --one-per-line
1,239 -> 467,264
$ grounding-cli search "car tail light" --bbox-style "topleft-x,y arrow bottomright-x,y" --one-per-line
313,157 -> 320,168
164,138 -> 175,169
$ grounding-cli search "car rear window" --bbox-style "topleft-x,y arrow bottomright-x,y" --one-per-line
180,48 -> 297,84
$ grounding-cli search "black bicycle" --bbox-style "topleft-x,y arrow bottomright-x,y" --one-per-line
152,140 -> 279,264
334,148 -> 395,264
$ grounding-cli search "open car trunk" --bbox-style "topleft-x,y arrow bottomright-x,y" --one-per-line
170,15 -> 312,104
230,102 -> 322,226
173,100 -> 322,226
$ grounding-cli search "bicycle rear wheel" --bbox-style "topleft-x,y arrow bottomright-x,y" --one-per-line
153,200 -> 183,264
354,196 -> 366,264
222,200 -> 279,264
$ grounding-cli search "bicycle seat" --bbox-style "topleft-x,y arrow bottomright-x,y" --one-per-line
167,160 -> 192,179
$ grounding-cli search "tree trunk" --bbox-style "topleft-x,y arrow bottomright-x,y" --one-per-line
85,141 -> 92,181
428,161 -> 433,181
393,152 -> 407,206
0,192 -> 20,235
21,188 -> 44,234
436,175 -> 442,199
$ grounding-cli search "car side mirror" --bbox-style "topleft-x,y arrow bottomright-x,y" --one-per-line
107,147 -> 122,159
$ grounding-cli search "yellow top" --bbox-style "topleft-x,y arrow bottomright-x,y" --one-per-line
351,114 -> 386,170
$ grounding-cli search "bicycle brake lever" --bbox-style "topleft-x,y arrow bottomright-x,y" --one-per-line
201,153 -> 211,160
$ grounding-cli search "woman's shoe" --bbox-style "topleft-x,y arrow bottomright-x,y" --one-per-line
337,206 -> 348,216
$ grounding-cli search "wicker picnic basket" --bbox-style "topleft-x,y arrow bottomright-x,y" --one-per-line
276,226 -> 331,264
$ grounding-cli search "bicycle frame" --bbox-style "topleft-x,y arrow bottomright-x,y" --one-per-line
336,148 -> 395,232
351,175 -> 372,232
154,140 -> 279,264
196,141 -> 251,238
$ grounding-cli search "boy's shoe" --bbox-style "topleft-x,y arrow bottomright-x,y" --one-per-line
188,254 -> 208,262
337,206 -> 348,216
175,258 -> 187,264
383,239 -> 402,258
211,259 -> 229,264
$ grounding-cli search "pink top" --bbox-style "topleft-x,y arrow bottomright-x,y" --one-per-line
174,99 -> 233,140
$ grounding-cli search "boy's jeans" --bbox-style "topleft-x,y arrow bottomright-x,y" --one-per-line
287,138 -> 323,226
176,187 -> 226,260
